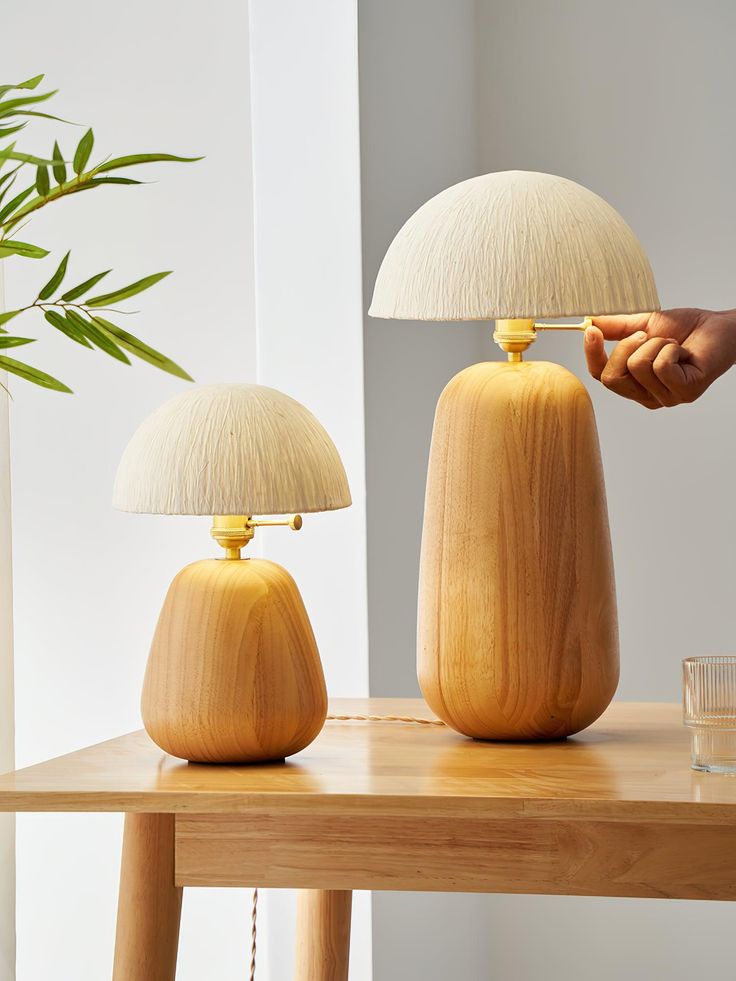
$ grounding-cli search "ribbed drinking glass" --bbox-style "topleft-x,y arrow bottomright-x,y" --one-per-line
683,656 -> 736,773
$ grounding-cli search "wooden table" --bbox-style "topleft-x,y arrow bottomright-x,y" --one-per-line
1,698 -> 735,980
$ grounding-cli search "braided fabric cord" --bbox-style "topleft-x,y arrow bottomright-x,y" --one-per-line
326,713 -> 445,726
249,887 -> 258,981
247,712 -> 444,977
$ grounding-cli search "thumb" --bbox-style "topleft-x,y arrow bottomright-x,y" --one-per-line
584,325 -> 608,380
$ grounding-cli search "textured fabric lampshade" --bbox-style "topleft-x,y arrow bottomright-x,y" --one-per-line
113,383 -> 351,516
369,170 -> 660,321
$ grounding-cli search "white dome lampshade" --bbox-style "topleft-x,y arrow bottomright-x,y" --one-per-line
369,170 -> 660,321
113,383 -> 351,516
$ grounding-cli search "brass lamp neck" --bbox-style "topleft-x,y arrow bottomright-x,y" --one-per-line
210,514 -> 303,560
493,317 -> 592,361
493,319 -> 536,361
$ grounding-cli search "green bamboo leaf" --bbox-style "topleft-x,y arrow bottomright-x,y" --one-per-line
20,75 -> 44,89
86,270 -> 172,307
59,316 -> 93,348
35,165 -> 49,197
0,174 -> 17,210
37,251 -> 70,300
0,145 -> 52,170
85,177 -> 143,186
65,309 -> 130,363
73,129 -> 93,175
0,310 -> 21,326
0,123 -> 26,139
60,269 -> 111,302
95,153 -> 202,173
0,240 -> 49,258
51,141 -> 66,185
0,335 -> 34,349
93,316 -> 193,381
43,310 -> 92,348
0,89 -> 58,119
0,184 -> 34,223
0,168 -> 19,191
0,354 -> 72,392
0,76 -> 44,99
2,149 -> 57,167
14,110 -> 74,124
43,309 -> 68,329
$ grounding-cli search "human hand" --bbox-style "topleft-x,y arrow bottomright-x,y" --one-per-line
584,308 -> 736,408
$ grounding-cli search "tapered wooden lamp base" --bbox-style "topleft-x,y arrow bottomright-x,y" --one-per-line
418,360 -> 619,741
141,558 -> 328,763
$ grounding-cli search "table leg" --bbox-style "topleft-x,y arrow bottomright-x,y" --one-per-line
113,814 -> 182,981
295,890 -> 352,981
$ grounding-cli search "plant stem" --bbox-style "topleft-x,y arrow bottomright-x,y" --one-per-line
8,299 -> 136,318
0,165 -> 107,236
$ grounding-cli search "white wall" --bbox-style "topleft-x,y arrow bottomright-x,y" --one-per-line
0,264 -> 15,981
248,2 -> 371,978
359,1 -> 736,979
4,2 -> 257,978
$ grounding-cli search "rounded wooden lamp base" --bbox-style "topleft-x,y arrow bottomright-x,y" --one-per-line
141,558 -> 327,763
418,360 -> 619,741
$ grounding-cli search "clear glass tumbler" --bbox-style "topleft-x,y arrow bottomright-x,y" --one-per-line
683,656 -> 736,773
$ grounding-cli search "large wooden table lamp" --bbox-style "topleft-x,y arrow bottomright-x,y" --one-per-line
113,383 -> 351,763
370,170 -> 660,741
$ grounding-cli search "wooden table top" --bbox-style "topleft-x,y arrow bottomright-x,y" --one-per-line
1,699 -> 734,821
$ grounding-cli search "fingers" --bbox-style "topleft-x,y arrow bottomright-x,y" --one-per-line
592,313 -> 651,341
597,331 -> 661,409
588,309 -> 718,407
652,343 -> 706,404
626,337 -> 680,406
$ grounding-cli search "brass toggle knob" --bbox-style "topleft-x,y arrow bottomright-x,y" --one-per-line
211,514 -> 303,559
247,515 -> 303,531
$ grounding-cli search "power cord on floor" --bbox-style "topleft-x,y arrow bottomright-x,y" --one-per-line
248,712 -> 446,979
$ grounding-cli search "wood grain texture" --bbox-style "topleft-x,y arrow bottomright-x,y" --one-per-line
369,170 -> 659,321
419,361 -> 619,740
113,814 -> 181,981
142,558 -> 327,763
175,812 -> 736,901
295,891 -> 352,981
2,701 -> 736,818
113,382 -> 351,516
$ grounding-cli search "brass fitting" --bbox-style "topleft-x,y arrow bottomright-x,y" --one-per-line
492,319 -> 538,362
211,514 -> 303,560
493,317 -> 592,361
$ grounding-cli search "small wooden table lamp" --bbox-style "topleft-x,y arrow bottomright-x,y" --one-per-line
370,170 -> 660,741
113,383 -> 351,763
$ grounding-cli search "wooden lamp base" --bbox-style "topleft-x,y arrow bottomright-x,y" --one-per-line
418,360 -> 619,741
141,558 -> 327,763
